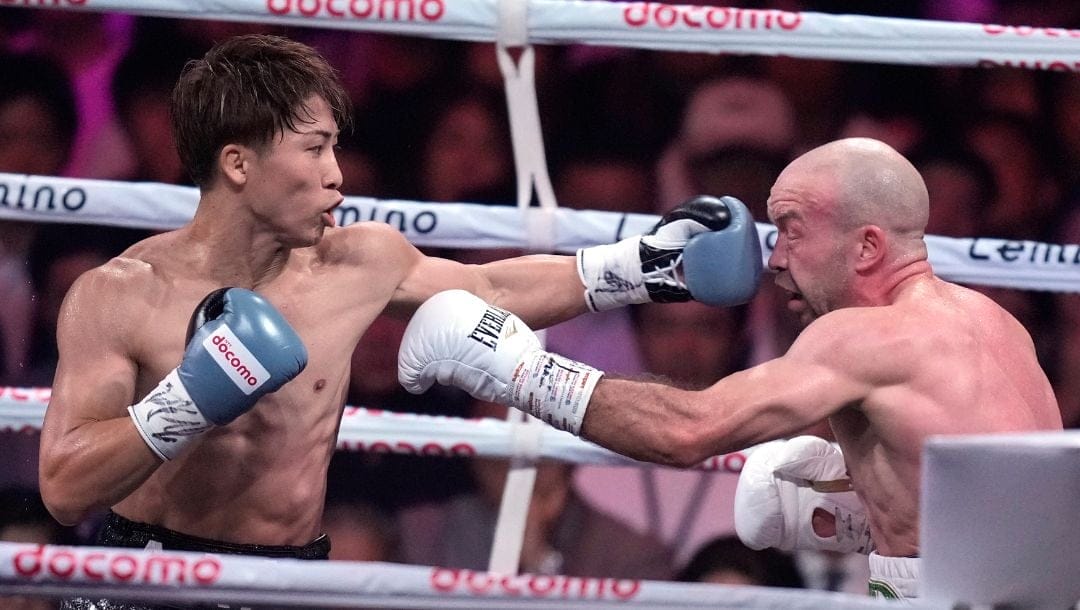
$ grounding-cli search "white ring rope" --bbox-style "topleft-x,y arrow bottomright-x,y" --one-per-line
0,542 -> 908,609
2,172 -> 1079,293
16,0 -> 1080,70
0,389 -> 750,472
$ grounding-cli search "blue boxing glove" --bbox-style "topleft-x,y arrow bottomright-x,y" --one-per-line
576,195 -> 762,311
682,196 -> 763,307
128,288 -> 308,461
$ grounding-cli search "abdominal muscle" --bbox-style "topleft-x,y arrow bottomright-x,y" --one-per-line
113,366 -> 350,546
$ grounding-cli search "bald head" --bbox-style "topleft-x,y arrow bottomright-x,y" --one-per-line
789,138 -> 929,238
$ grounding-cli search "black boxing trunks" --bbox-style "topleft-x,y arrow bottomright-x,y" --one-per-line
60,511 -> 330,610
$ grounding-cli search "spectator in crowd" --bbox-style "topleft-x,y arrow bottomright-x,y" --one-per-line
574,302 -> 753,564
962,112 -> 1062,241
111,34 -> 202,185
321,497 -> 400,562
656,76 -> 796,217
677,535 -> 803,588
543,150 -> 655,378
399,400 -> 674,579
417,87 -> 515,205
0,52 -> 78,386
911,146 -> 996,239
5,10 -> 135,178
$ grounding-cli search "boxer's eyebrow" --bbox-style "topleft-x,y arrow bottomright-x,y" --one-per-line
299,129 -> 337,140
771,209 -> 800,227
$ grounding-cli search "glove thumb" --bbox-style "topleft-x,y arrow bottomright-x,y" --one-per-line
771,436 -> 849,482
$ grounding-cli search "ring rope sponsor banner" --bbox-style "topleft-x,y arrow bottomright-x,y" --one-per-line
0,390 -> 748,472
2,173 -> 1080,293
18,0 -> 1080,70
0,542 -> 906,609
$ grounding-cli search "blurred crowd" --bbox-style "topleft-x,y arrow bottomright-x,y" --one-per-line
2,0 -> 1080,604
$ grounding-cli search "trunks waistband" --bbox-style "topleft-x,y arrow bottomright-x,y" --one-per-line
98,511 -> 330,560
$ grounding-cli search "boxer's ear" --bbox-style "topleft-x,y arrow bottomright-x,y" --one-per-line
219,143 -> 248,186
854,225 -> 886,272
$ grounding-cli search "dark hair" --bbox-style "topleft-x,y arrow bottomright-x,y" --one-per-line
677,535 -> 804,588
171,34 -> 352,187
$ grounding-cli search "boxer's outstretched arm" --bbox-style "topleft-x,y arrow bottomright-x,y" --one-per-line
369,221 -> 586,329
39,264 -> 162,525
383,195 -> 755,328
580,321 -> 876,466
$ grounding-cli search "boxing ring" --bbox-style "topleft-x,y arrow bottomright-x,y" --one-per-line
2,0 -> 1080,607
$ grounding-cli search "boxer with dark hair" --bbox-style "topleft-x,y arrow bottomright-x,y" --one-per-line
39,34 -> 758,610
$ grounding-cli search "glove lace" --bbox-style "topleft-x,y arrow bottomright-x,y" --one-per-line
642,253 -> 686,290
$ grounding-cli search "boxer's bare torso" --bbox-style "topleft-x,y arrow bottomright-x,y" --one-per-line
43,223 -> 413,544
586,274 -> 1060,558
806,276 -> 1060,556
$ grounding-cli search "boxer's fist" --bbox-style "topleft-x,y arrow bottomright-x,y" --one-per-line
576,195 -> 762,311
179,288 -> 308,424
734,436 -> 875,554
128,288 -> 307,460
399,290 -> 602,435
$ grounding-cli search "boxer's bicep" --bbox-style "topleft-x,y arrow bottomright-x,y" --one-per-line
391,241 -> 584,328
48,269 -> 139,427
40,271 -> 153,523
696,357 -> 864,454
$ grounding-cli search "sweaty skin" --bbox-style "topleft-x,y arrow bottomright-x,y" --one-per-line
580,138 -> 1062,558
39,96 -> 585,545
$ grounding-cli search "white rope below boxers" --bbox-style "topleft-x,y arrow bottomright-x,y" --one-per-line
0,541 -> 916,609
0,391 -> 750,472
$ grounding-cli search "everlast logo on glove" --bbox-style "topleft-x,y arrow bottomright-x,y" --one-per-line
467,306 -> 511,350
202,327 -> 271,394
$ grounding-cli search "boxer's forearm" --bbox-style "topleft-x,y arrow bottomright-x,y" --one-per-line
477,254 -> 588,328
39,417 -> 162,525
580,378 -> 714,468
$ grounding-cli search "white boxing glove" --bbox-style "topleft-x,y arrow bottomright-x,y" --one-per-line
734,436 -> 875,554
398,290 -> 603,435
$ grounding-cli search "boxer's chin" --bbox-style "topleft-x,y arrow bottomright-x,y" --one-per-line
786,291 -> 806,314
786,292 -> 816,327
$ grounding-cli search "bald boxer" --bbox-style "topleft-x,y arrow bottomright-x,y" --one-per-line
399,138 -> 1063,601
39,34 -> 759,609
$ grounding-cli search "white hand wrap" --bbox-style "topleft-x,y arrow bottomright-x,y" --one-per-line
398,290 -> 603,435
576,236 -> 648,312
734,436 -> 875,554
127,369 -> 212,461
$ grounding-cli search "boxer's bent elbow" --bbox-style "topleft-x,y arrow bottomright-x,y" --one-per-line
39,476 -> 91,526
39,460 -> 100,525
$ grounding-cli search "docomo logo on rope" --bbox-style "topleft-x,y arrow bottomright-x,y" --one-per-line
983,24 -> 1080,38
977,58 -> 1080,72
201,327 -> 270,395
0,0 -> 87,5
697,451 -> 747,473
624,4 -> 802,31
0,387 -> 51,404
431,568 -> 641,600
337,439 -> 477,456
11,545 -> 221,586
266,0 -> 445,22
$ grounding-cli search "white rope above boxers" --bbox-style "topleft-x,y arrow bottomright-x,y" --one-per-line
0,389 -> 749,472
2,172 -> 1079,293
0,541 -> 914,609
14,0 -> 1080,70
